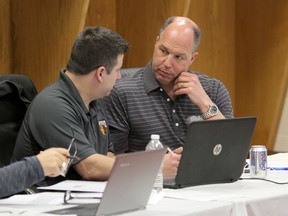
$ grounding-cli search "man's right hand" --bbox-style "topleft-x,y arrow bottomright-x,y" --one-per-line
162,146 -> 183,179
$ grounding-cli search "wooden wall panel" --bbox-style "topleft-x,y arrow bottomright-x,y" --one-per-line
0,0 -> 12,73
185,0 -> 235,104
116,0 -> 191,68
115,0 -> 235,104
85,0 -> 116,30
2,0 -> 287,151
236,0 -> 288,150
10,0 -> 89,91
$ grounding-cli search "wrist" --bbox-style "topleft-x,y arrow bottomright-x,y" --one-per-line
202,103 -> 219,120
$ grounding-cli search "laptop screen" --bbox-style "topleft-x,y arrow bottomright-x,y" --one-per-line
170,117 -> 256,188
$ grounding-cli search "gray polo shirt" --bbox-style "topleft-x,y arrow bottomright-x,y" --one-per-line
12,69 -> 113,185
104,61 -> 233,153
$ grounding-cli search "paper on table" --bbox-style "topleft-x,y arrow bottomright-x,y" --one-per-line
0,206 -> 74,216
0,192 -> 64,205
0,206 -> 75,216
163,188 -> 244,202
267,153 -> 288,170
37,180 -> 107,192
0,193 -> 76,215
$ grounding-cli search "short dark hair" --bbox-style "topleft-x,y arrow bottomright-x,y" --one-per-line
159,16 -> 201,53
67,26 -> 129,75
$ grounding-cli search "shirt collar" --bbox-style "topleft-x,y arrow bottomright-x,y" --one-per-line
142,62 -> 191,101
60,69 -> 100,116
60,69 -> 81,102
143,60 -> 161,94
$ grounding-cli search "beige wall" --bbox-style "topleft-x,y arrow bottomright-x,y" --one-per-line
1,0 -> 288,151
275,89 -> 288,152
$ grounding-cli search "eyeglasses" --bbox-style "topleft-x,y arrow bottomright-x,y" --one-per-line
60,127 -> 78,177
63,190 -> 102,204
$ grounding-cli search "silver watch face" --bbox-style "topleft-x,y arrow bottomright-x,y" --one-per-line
202,103 -> 219,119
210,104 -> 218,115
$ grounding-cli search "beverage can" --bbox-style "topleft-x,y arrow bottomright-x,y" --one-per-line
249,145 -> 267,178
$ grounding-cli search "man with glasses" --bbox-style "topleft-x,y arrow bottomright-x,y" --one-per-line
104,16 -> 233,181
12,26 -> 129,186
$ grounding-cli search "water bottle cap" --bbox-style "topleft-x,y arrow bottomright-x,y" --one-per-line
151,134 -> 160,140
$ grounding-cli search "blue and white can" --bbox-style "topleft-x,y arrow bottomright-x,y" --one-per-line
249,145 -> 267,178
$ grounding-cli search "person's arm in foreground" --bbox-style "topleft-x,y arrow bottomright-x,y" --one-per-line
0,148 -> 68,198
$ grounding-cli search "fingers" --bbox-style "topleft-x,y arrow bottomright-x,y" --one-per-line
163,151 -> 181,178
51,147 -> 69,156
174,72 -> 212,108
174,72 -> 199,92
36,148 -> 70,177
173,146 -> 183,154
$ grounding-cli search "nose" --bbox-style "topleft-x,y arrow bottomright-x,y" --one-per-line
163,55 -> 173,68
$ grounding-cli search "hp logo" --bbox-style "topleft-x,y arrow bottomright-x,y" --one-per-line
213,144 -> 222,155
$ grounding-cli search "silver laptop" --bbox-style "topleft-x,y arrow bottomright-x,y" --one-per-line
165,117 -> 256,189
49,149 -> 166,216
95,149 -> 166,215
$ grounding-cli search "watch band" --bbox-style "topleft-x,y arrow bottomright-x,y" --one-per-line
202,103 -> 219,120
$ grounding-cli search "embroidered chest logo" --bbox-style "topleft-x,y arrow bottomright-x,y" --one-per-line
186,115 -> 203,124
99,120 -> 107,135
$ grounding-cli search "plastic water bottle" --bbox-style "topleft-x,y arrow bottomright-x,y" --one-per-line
146,134 -> 164,193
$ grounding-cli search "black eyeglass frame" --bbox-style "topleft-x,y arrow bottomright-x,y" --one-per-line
60,128 -> 78,177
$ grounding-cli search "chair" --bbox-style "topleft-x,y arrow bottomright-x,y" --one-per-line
0,74 -> 37,167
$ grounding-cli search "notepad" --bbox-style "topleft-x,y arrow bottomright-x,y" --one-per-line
267,153 -> 288,170
38,180 -> 106,193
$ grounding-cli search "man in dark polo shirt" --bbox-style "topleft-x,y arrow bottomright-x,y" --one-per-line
104,17 -> 233,180
12,26 -> 129,185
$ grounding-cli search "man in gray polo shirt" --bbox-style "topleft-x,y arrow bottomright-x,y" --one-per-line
104,17 -> 233,179
12,26 -> 129,185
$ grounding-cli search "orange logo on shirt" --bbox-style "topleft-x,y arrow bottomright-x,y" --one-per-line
99,120 -> 107,135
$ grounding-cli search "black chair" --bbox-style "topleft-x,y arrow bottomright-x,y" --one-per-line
0,74 -> 37,167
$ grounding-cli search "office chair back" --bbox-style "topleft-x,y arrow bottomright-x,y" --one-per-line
0,74 -> 37,167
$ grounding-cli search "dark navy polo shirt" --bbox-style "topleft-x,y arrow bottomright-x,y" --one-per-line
12,69 -> 113,185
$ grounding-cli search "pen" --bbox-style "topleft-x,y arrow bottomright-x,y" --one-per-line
167,147 -> 174,155
270,167 -> 288,171
64,154 -> 80,161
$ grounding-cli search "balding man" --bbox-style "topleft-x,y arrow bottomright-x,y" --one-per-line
104,16 -> 233,180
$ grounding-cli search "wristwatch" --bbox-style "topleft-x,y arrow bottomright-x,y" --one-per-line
202,103 -> 219,120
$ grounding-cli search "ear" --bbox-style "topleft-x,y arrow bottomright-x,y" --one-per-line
190,52 -> 198,64
95,66 -> 106,83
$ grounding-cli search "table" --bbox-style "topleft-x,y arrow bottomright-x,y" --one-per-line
116,171 -> 288,216
153,171 -> 288,216
1,171 -> 288,216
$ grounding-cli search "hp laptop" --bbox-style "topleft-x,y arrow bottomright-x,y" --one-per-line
49,149 -> 166,216
165,116 -> 256,189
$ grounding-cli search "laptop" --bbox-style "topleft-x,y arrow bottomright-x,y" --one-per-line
48,149 -> 166,216
164,116 -> 256,189
94,149 -> 166,215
